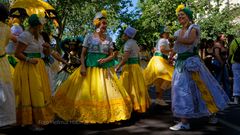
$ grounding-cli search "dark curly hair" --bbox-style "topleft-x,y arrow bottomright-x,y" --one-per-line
0,3 -> 9,22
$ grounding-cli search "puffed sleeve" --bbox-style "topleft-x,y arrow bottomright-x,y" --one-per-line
189,24 -> 201,39
82,34 -> 91,48
17,31 -> 30,46
124,40 -> 132,52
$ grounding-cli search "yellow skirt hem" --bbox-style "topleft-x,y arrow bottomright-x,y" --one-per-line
145,76 -> 172,86
53,97 -> 132,124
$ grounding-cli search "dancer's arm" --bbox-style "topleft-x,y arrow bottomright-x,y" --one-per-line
98,49 -> 115,64
177,28 -> 197,45
80,47 -> 87,76
115,51 -> 130,72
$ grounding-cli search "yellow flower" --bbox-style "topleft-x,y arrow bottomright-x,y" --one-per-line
37,11 -> 45,18
93,18 -> 100,26
176,4 -> 185,14
101,10 -> 107,17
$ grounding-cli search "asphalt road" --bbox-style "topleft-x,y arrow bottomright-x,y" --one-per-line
0,89 -> 240,135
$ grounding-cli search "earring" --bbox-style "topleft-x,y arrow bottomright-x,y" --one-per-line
96,28 -> 100,33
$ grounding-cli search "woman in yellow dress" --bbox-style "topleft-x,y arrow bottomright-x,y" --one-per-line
115,26 -> 150,113
143,26 -> 174,106
53,10 -> 132,124
0,3 -> 17,127
14,14 -> 54,130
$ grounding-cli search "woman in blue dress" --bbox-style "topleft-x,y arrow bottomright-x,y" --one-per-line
169,4 -> 229,131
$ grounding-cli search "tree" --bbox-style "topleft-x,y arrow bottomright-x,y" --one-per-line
46,0 -> 132,52
114,0 -> 240,50
197,1 -> 240,39
116,0 -> 196,49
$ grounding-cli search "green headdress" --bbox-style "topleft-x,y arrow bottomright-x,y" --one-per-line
28,14 -> 46,27
176,4 -> 193,20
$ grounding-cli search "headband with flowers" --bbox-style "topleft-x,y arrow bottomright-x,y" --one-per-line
93,10 -> 107,26
176,4 -> 193,20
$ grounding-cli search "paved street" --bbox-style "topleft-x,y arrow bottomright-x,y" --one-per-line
1,89 -> 240,135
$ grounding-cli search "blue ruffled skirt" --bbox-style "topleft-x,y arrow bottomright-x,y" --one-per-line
172,56 -> 229,118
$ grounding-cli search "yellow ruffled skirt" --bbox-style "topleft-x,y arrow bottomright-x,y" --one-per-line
143,56 -> 174,89
14,59 -> 54,125
0,56 -> 12,83
53,67 -> 132,124
120,64 -> 150,113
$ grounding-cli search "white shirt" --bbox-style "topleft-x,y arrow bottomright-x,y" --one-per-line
18,31 -> 44,53
124,39 -> 140,58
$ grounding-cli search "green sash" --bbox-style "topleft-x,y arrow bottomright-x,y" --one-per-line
126,57 -> 139,64
23,53 -> 41,58
175,48 -> 198,72
7,56 -> 18,67
86,53 -> 116,68
154,52 -> 168,60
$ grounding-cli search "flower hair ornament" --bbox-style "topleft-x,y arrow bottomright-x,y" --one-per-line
176,4 -> 193,20
176,4 -> 185,14
93,10 -> 107,26
37,12 -> 47,25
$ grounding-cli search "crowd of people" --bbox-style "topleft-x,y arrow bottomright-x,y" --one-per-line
0,2 -> 239,132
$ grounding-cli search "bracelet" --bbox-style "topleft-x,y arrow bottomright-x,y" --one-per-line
25,57 -> 30,62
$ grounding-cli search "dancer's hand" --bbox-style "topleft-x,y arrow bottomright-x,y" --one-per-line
42,42 -> 50,49
168,58 -> 174,66
115,66 -> 119,72
80,66 -> 87,76
98,58 -> 106,64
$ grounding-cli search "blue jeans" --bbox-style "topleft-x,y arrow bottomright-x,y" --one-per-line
212,60 -> 231,98
232,63 -> 240,97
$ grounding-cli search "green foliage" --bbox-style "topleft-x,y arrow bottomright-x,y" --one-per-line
116,0 -> 194,49
197,1 -> 240,39
45,0 -> 132,52
115,0 -> 240,50
0,0 -> 10,7
48,0 -> 131,37
5,0 -> 240,52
